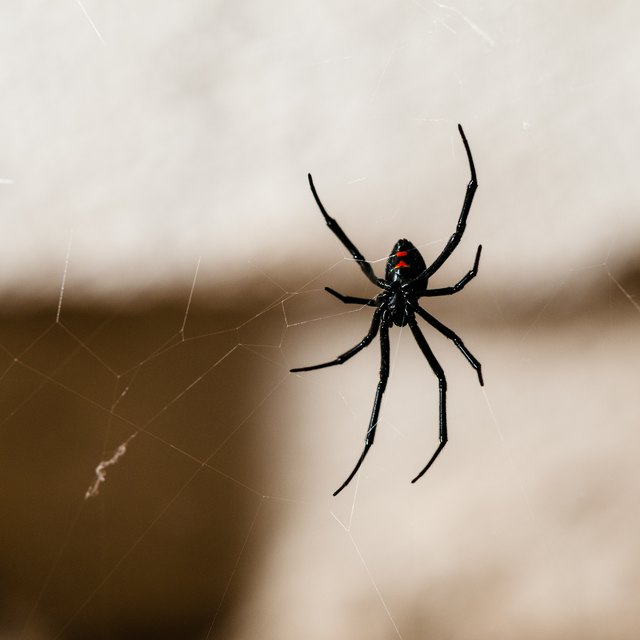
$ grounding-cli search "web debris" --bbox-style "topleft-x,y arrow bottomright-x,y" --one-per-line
73,0 -> 106,46
432,1 -> 495,47
330,511 -> 404,640
56,229 -> 74,323
85,433 -> 137,499
181,256 -> 202,338
606,266 -> 640,314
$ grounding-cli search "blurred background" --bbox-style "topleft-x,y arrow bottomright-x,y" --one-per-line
1,1 -> 640,638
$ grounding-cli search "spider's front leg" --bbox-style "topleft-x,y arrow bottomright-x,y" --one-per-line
423,124 -> 478,279
406,316 -> 448,483
325,287 -> 377,307
308,174 -> 388,290
333,318 -> 391,496
423,244 -> 482,297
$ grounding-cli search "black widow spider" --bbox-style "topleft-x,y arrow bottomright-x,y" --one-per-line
291,124 -> 483,496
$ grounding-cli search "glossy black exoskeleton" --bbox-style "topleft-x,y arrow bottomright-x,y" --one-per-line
291,125 -> 484,496
384,239 -> 428,327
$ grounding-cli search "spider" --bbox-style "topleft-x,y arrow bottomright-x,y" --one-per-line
291,124 -> 483,496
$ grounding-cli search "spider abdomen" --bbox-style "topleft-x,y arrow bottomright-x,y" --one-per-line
383,239 -> 428,326
384,239 -> 428,284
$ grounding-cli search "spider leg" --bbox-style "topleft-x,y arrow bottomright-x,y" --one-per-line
423,124 -> 478,279
308,174 -> 388,290
423,245 -> 482,296
406,316 -> 448,484
325,287 -> 377,307
414,306 -> 483,386
290,308 -> 382,373
333,318 -> 390,496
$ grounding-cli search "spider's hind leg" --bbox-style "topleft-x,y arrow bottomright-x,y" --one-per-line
407,317 -> 448,484
290,308 -> 381,373
415,306 -> 483,386
333,320 -> 390,496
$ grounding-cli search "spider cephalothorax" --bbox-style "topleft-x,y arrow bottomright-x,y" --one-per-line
291,125 -> 483,496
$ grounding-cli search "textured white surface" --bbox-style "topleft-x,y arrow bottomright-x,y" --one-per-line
0,2 -> 639,301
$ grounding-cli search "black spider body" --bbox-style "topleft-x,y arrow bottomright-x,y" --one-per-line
291,125 -> 483,496
384,239 -> 428,326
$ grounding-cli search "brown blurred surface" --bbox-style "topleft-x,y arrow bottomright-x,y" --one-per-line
0,303 -> 273,639
0,262 -> 639,638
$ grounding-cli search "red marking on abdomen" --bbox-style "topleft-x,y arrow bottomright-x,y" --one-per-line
394,260 -> 409,269
396,251 -> 408,257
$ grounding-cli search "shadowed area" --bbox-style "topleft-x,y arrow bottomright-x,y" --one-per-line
0,303 -> 274,639
0,257 -> 639,637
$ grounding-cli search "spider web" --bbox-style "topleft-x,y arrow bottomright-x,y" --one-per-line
4,212 -> 639,640
3,3 -> 640,640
